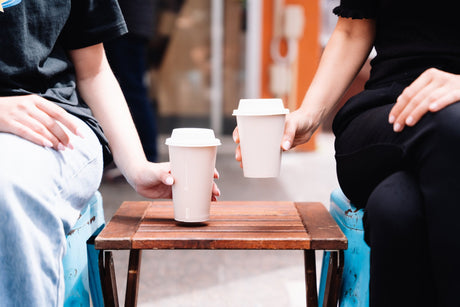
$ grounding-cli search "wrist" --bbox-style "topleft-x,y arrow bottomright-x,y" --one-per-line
297,104 -> 326,129
114,157 -> 148,186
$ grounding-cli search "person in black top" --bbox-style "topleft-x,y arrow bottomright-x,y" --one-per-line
0,0 -> 219,305
233,0 -> 460,305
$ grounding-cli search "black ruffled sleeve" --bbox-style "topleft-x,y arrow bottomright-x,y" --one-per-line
333,0 -> 377,19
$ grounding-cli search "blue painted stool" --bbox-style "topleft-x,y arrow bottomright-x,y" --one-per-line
63,191 -> 106,307
319,189 -> 370,307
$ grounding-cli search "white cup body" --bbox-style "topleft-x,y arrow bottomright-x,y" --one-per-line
236,114 -> 286,178
168,145 -> 217,222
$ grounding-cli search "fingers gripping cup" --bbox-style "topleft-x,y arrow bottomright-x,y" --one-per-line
233,99 -> 289,178
166,128 -> 221,223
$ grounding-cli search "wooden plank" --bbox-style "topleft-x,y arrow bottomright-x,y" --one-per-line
138,220 -> 306,227
145,201 -> 300,217
140,215 -> 300,221
95,201 -> 150,250
129,201 -> 312,250
132,237 -> 310,250
295,202 -> 347,250
136,233 -> 307,240
137,223 -> 306,232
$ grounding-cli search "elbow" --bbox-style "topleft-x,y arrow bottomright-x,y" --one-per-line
334,17 -> 376,44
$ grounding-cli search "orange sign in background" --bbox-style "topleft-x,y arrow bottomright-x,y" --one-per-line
260,0 -> 321,151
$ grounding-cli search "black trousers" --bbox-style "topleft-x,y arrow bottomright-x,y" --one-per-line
333,83 -> 460,307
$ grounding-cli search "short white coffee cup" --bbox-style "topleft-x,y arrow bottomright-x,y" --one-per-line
166,128 -> 221,222
233,99 -> 289,178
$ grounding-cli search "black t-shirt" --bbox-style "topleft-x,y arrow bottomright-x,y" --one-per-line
334,0 -> 460,89
0,0 -> 127,163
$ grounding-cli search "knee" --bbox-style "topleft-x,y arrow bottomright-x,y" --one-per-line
423,102 -> 460,145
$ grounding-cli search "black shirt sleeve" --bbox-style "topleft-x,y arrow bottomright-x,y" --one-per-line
333,0 -> 377,19
60,0 -> 128,50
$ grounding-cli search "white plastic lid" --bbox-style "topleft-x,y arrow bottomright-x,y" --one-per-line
232,98 -> 290,116
165,128 -> 221,147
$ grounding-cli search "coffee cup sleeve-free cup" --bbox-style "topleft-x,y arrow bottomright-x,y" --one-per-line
166,128 -> 221,223
233,99 -> 289,178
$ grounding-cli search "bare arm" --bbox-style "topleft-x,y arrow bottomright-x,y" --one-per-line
234,17 -> 375,160
68,44 -> 175,198
282,17 -> 376,149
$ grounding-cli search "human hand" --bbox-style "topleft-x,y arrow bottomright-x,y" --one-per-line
130,162 -> 221,201
389,68 -> 460,132
0,95 -> 83,150
280,109 -> 321,150
232,127 -> 243,168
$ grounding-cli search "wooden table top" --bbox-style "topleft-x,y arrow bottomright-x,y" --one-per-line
95,201 -> 347,251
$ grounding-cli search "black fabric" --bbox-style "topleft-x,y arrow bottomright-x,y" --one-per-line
331,1 -> 460,304
0,0 -> 127,164
334,82 -> 460,304
333,0 -> 377,19
333,0 -> 460,95
364,171 -> 435,307
60,0 -> 127,50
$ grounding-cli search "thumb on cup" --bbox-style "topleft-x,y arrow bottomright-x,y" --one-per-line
232,127 -> 240,144
281,121 -> 296,151
282,140 -> 291,151
163,173 -> 174,186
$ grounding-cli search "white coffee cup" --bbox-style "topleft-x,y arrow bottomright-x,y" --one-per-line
166,128 -> 221,222
233,99 -> 289,178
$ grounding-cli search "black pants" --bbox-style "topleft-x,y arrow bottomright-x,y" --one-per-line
333,83 -> 460,307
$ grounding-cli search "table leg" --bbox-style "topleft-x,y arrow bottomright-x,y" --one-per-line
125,250 -> 142,307
322,250 -> 344,307
98,251 -> 119,307
304,250 -> 318,307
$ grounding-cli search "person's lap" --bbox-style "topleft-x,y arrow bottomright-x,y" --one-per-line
334,92 -> 460,305
0,116 -> 103,306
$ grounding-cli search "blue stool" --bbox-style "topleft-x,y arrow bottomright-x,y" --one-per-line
63,191 -> 106,307
319,189 -> 370,307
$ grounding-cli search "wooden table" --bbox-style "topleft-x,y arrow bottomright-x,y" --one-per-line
95,201 -> 347,307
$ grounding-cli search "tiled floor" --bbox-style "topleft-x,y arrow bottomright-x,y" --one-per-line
99,132 -> 339,307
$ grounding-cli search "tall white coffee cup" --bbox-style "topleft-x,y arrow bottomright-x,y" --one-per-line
166,128 -> 221,222
233,99 -> 289,178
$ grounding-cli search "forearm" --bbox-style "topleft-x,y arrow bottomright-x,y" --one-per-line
71,46 -> 147,183
299,17 -> 376,124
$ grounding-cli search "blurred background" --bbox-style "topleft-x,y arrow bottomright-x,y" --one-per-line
100,0 -> 371,306
119,0 -> 369,143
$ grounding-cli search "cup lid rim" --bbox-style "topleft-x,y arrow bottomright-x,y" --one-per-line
232,98 -> 290,116
232,109 -> 290,116
165,128 -> 222,147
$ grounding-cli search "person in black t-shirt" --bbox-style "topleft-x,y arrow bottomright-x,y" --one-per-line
233,0 -> 460,305
0,1 -> 219,305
